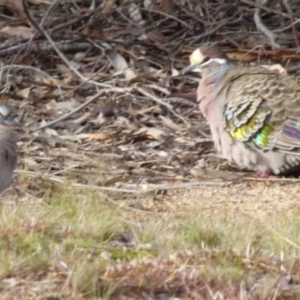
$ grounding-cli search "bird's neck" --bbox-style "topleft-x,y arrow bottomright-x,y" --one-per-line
197,64 -> 232,119
197,75 -> 219,119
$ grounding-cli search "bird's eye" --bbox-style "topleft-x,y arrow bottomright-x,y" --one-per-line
201,56 -> 210,64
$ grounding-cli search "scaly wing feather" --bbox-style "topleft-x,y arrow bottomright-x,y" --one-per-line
220,68 -> 300,152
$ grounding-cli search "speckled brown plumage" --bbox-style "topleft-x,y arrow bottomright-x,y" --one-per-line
182,46 -> 300,175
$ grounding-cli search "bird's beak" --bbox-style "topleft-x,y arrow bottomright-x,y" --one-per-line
181,64 -> 198,75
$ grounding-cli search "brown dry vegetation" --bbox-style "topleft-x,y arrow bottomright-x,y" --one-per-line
1,0 -> 300,299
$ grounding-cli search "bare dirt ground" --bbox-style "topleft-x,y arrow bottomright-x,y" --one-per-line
136,180 -> 300,220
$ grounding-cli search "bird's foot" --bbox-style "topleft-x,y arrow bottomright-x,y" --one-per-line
257,172 -> 278,179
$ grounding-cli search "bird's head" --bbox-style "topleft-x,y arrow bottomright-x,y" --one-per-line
181,46 -> 230,76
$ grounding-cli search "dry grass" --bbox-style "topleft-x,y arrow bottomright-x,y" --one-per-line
1,178 -> 300,299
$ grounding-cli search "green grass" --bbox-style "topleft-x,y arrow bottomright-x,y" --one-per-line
2,184 -> 300,298
133,205 -> 300,256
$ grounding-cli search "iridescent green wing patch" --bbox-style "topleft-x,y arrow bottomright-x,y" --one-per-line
251,123 -> 276,150
223,103 -> 276,150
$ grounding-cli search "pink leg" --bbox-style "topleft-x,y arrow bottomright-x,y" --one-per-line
257,172 -> 279,179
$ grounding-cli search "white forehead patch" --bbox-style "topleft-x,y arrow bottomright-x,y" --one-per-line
189,49 -> 205,65
200,58 -> 227,67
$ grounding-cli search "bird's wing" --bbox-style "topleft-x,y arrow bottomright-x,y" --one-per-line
220,69 -> 300,153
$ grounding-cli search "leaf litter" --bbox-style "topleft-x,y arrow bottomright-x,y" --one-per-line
1,0 -> 300,298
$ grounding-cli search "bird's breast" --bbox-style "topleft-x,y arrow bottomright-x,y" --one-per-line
197,77 -> 218,119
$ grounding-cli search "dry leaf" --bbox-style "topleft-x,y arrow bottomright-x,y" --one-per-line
136,127 -> 166,141
73,52 -> 86,62
226,51 -> 257,62
102,0 -> 116,14
113,69 -> 136,81
22,158 -> 38,167
77,132 -> 117,140
94,112 -> 106,126
128,3 -> 144,25
144,0 -> 152,9
67,60 -> 81,70
17,87 -> 32,99
159,116 -> 182,131
0,26 -> 34,39
108,51 -> 128,70
45,128 -> 58,136
107,50 -> 137,80
46,99 -> 80,113
171,68 -> 180,77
